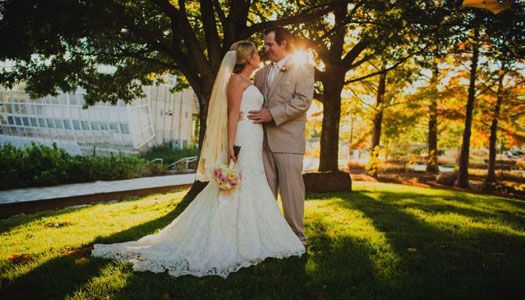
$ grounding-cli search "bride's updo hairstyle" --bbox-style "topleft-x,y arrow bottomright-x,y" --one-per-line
230,40 -> 257,74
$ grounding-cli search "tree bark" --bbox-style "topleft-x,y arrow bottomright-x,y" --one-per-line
319,72 -> 344,172
484,67 -> 505,191
368,69 -> 387,178
426,64 -> 439,173
372,73 -> 386,151
456,25 -> 480,188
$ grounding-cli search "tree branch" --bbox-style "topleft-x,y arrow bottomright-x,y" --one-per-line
342,40 -> 370,67
344,54 -> 413,85
315,0 -> 366,42
117,48 -> 178,70
213,0 -> 227,26
153,0 -> 210,79
243,2 -> 336,36
200,1 -> 222,69
347,53 -> 374,69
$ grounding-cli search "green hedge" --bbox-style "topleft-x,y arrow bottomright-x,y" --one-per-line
0,142 -> 167,190
142,144 -> 198,165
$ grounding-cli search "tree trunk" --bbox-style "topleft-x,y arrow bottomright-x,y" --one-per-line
368,70 -> 387,177
186,79 -> 214,200
319,74 -> 344,172
427,64 -> 439,173
484,67 -> 505,191
456,26 -> 480,188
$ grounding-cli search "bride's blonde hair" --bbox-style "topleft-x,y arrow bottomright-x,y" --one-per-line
230,40 -> 257,74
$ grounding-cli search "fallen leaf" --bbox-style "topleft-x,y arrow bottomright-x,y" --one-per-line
8,254 -> 31,263
407,248 -> 418,253
63,246 -> 94,257
74,257 -> 90,265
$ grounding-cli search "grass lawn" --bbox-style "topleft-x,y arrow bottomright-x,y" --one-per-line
1,182 -> 524,299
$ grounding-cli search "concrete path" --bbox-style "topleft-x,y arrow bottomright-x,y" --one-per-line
0,174 -> 196,218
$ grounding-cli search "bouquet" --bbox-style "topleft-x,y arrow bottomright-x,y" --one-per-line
213,145 -> 242,191
213,164 -> 242,191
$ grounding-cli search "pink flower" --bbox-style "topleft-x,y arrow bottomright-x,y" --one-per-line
213,163 -> 242,191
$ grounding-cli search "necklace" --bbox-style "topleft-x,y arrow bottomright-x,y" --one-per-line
238,73 -> 251,81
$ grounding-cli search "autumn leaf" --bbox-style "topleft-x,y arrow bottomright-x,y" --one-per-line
8,254 -> 31,263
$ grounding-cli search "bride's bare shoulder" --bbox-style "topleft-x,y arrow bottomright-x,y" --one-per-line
229,74 -> 250,91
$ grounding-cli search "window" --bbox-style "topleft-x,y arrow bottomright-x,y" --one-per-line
91,121 -> 100,130
109,123 -> 119,132
55,119 -> 63,129
15,117 -> 22,126
7,116 -> 14,125
19,103 -> 27,114
63,120 -> 71,130
100,122 -> 108,130
119,123 -> 129,134
34,104 -> 43,114
72,120 -> 81,130
22,117 -> 29,126
30,118 -> 38,127
46,118 -> 55,128
81,120 -> 90,130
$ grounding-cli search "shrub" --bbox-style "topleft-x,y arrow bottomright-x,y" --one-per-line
0,143 -> 169,190
142,144 -> 198,166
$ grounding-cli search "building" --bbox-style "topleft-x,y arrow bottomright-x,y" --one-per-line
0,77 -> 199,156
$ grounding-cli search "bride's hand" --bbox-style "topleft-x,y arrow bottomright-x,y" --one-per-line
228,147 -> 238,163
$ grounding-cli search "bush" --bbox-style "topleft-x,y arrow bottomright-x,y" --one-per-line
0,143 -> 167,190
141,144 -> 198,166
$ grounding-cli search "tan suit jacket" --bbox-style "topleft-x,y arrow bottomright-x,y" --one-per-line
254,59 -> 314,154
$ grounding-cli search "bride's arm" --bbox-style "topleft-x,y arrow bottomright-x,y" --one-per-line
227,75 -> 245,162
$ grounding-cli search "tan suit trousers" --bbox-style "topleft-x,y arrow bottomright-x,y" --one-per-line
262,148 -> 306,244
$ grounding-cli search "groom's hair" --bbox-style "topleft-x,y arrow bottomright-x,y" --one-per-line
264,26 -> 293,50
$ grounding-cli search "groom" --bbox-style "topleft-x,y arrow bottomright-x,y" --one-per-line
248,26 -> 314,245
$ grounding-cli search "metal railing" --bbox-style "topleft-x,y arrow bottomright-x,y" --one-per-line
168,156 -> 198,173
148,158 -> 164,165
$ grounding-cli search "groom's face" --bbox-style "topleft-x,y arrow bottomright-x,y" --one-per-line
264,32 -> 288,62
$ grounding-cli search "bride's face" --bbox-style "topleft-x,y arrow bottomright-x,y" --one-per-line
248,50 -> 260,68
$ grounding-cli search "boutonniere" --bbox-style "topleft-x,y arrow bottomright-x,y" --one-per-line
280,65 -> 288,73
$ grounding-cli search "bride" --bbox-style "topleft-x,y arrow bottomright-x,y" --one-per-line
91,40 -> 305,278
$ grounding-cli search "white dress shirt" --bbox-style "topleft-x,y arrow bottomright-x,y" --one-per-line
267,55 -> 291,87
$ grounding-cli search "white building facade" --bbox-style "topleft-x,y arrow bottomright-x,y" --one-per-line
0,78 -> 199,156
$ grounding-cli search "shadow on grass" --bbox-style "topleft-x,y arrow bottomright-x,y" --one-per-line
0,204 -> 95,236
0,254 -> 112,299
308,189 -> 525,229
0,192 -> 196,299
331,190 -> 525,299
0,188 -> 194,236
90,191 -> 196,245
1,186 -> 307,299
2,188 -> 524,299
111,254 -> 308,299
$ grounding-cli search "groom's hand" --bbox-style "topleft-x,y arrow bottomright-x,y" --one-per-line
248,109 -> 273,123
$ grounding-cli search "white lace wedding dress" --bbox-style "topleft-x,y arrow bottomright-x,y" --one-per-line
91,85 -> 305,278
